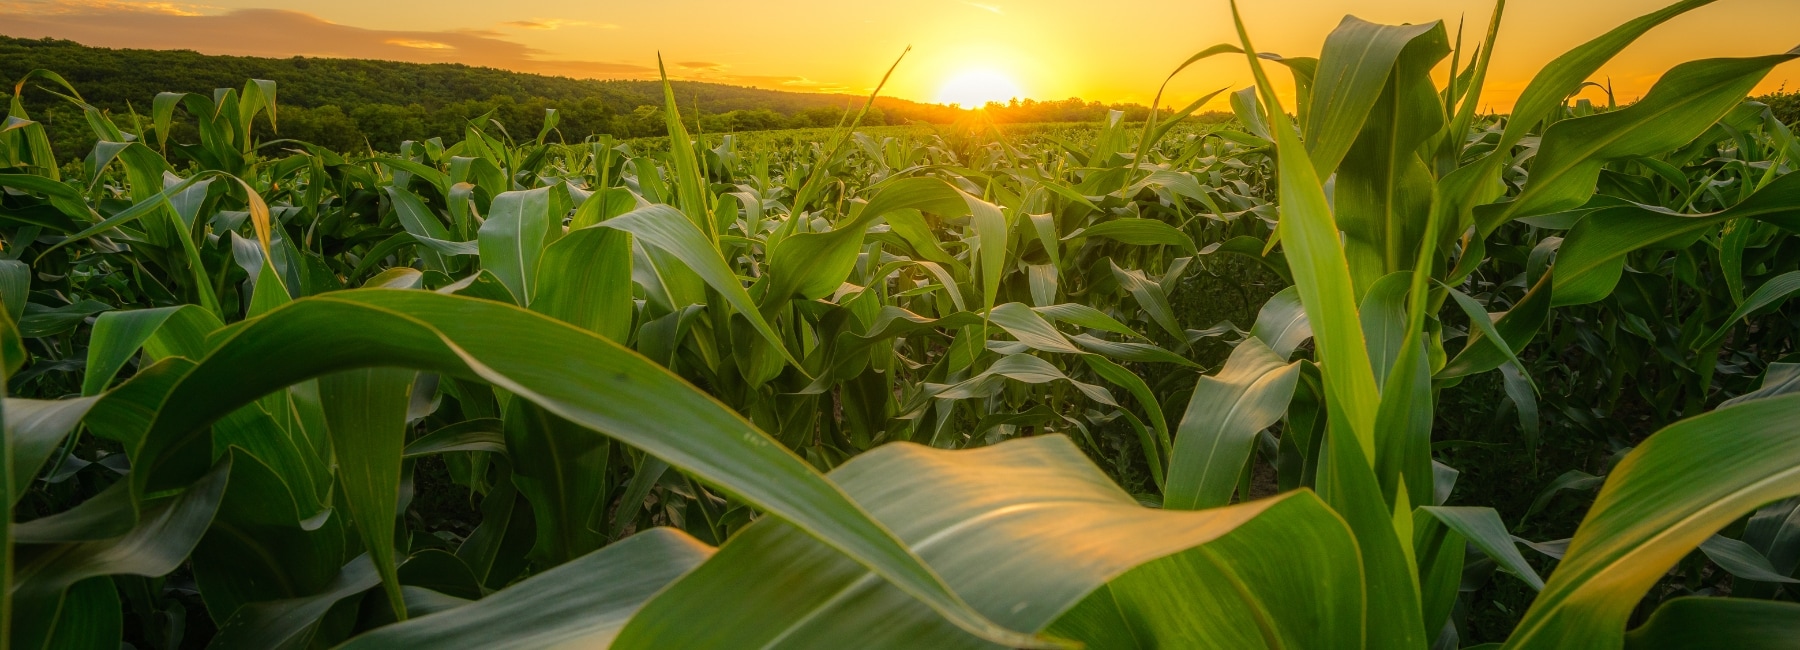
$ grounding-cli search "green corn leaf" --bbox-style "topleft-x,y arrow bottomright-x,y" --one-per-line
477,186 -> 559,305
1697,271 -> 1800,350
532,225 -> 635,342
763,177 -> 965,308
1330,20 -> 1448,296
208,554 -> 380,650
1109,262 -> 1184,340
341,528 -> 714,649
1504,394 -> 1800,648
1164,337 -> 1301,510
1478,51 -> 1800,234
319,367 -> 414,620
1032,304 -> 1144,340
116,290 -> 1050,648
82,305 -> 222,396
1623,597 -> 1800,649
1440,271 -> 1552,378
1305,16 -> 1447,178
603,204 -> 799,367
933,354 -> 1116,407
1248,286 -> 1312,360
1231,5 -> 1423,646
1497,0 -> 1720,156
9,459 -> 230,650
613,435 -> 1363,649
387,185 -> 456,275
1553,172 -> 1800,306
1417,506 -> 1544,590
986,303 -> 1085,355
5,397 -> 99,503
656,56 -> 714,239
1067,219 -> 1197,254
503,400 -> 612,566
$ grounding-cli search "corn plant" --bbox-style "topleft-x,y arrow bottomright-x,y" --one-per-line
0,0 -> 1797,647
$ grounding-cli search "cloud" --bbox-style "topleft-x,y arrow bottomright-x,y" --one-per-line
0,5 -> 857,94
1,0 -> 210,15
962,2 -> 1002,15
385,38 -> 454,50
500,18 -> 607,31
0,7 -> 656,79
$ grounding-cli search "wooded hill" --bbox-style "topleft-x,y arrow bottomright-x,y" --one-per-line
0,35 -> 1160,156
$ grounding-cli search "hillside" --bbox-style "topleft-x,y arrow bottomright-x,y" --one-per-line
0,35 -> 1158,157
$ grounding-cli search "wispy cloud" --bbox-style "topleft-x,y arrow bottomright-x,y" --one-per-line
1,0 -> 211,16
385,38 -> 453,50
500,18 -> 609,31
0,7 -> 655,78
0,5 -> 858,94
962,2 -> 1003,15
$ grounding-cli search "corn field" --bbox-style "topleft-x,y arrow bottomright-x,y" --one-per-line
2,0 -> 1799,647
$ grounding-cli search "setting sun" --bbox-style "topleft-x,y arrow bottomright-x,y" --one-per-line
935,69 -> 1024,107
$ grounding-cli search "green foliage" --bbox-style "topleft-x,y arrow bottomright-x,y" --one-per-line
2,1 -> 1799,647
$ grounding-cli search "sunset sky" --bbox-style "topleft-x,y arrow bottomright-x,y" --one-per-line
3,0 -> 1797,110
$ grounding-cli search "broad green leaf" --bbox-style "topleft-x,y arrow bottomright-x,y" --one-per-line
1331,20 -> 1447,295
602,205 -> 798,366
1622,597 -> 1800,649
320,367 -> 414,619
970,193 -> 1009,313
1306,16 -> 1446,178
82,305 -> 222,396
387,185 -> 455,274
192,451 -> 348,638
342,528 -> 713,649
5,397 -> 99,502
1249,286 -> 1312,360
934,354 -> 1116,407
1478,52 -> 1799,233
1109,261 -> 1184,340
1231,1 -> 1382,460
1553,172 -> 1800,306
1722,363 -> 1800,408
614,436 -> 1363,649
533,225 -> 635,342
478,187 -> 559,304
1068,219 -> 1196,254
1417,506 -> 1544,590
763,177 -> 964,307
1696,535 -> 1798,584
0,260 -> 27,324
1231,6 -> 1421,645
1164,337 -> 1300,510
656,56 -> 715,238
1032,303 -> 1144,340
10,459 -> 229,650
208,554 -> 380,650
404,419 -> 506,457
1698,271 -> 1800,349
1440,272 -> 1552,378
987,303 -> 1084,355
1505,394 -> 1800,648
504,400 -> 611,565
1496,0 -> 1720,156
121,290 -> 1045,647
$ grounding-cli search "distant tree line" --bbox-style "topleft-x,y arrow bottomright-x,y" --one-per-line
21,35 -> 1785,159
0,36 -> 1214,159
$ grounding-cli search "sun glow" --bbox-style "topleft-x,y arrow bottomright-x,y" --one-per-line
935,69 -> 1023,107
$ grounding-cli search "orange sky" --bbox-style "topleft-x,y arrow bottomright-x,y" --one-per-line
2,0 -> 1796,110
